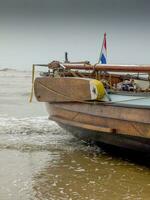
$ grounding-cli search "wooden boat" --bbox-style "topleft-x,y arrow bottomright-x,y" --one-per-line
32,61 -> 150,152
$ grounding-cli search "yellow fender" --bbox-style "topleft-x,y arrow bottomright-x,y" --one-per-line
89,79 -> 105,100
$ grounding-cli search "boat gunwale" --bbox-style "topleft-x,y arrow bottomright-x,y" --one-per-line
49,101 -> 150,110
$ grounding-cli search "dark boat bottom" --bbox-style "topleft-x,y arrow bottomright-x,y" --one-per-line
57,122 -> 150,153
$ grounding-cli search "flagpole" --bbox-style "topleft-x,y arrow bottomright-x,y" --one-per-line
98,35 -> 104,63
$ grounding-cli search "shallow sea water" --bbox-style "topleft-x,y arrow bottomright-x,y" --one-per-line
0,70 -> 150,200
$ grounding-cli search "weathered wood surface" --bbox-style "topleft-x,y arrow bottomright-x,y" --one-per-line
46,102 -> 150,139
34,77 -> 102,102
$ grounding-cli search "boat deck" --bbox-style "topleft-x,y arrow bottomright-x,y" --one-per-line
103,93 -> 150,108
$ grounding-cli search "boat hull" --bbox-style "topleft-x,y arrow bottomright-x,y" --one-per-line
45,102 -> 150,152
58,123 -> 150,152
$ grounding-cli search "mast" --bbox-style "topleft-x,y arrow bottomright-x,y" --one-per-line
62,63 -> 150,73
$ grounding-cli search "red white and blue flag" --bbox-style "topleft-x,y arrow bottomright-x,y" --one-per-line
99,32 -> 107,64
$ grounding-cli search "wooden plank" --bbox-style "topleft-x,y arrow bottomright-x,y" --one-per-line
34,77 -> 104,102
53,102 -> 150,124
46,103 -> 150,139
50,116 -> 114,133
34,77 -> 91,102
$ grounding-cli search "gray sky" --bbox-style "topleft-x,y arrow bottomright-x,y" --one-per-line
0,0 -> 150,69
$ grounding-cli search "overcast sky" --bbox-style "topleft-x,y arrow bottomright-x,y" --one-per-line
0,0 -> 150,69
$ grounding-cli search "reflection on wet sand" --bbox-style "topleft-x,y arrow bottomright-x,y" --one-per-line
33,149 -> 150,200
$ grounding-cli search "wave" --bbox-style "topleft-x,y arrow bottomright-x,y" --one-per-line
0,116 -> 85,152
0,116 -> 58,135
21,92 -> 31,96
0,68 -> 16,72
0,116 -> 99,153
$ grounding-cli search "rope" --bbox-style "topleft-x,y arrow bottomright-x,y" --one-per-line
29,64 -> 35,102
